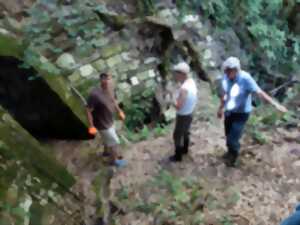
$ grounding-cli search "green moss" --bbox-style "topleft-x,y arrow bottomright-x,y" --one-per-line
75,78 -> 98,98
41,72 -> 89,127
29,203 -> 43,225
0,106 -> 75,191
101,44 -> 123,58
0,32 -> 24,58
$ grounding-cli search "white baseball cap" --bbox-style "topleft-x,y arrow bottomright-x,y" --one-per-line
172,62 -> 190,74
222,57 -> 241,71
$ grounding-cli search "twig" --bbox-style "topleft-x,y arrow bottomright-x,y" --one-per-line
70,83 -> 88,106
269,78 -> 299,96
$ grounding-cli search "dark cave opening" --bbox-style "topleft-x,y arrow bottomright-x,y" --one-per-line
0,56 -> 90,140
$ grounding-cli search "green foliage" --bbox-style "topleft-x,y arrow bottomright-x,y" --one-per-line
247,103 -> 298,144
123,90 -> 155,131
0,155 -> 63,225
177,0 -> 300,76
122,88 -> 171,141
0,202 -> 30,225
220,215 -> 234,225
116,186 -> 129,200
247,110 -> 270,144
197,0 -> 230,25
115,170 -> 241,224
152,170 -> 184,196
123,101 -> 148,130
134,201 -> 158,214
153,125 -> 170,137
226,192 -> 240,206
124,126 -> 150,142
137,0 -> 156,16
124,124 -> 170,143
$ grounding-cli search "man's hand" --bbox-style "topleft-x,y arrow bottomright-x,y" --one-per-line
118,110 -> 126,121
275,104 -> 288,113
88,126 -> 97,136
217,107 -> 224,119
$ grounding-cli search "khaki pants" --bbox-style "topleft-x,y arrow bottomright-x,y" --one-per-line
99,126 -> 120,147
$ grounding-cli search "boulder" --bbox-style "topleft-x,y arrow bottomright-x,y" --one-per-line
0,106 -> 75,190
56,53 -> 76,70
79,64 -> 97,77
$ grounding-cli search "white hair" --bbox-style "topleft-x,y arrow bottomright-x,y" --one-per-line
222,57 -> 241,72
172,62 -> 190,75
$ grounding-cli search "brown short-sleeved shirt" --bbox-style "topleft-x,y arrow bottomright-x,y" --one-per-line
87,87 -> 116,130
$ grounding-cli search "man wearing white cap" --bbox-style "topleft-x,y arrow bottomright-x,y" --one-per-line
218,57 -> 287,167
170,62 -> 198,162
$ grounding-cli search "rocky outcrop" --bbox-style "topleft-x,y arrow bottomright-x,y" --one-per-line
0,105 -> 79,225
0,28 -> 90,139
0,1 -> 245,126
0,106 -> 75,188
26,4 -> 240,123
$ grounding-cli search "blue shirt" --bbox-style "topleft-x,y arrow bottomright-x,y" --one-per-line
281,204 -> 300,225
222,70 -> 261,113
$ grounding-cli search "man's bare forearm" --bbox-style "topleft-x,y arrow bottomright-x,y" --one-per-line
86,108 -> 94,127
114,100 -> 122,113
219,95 -> 225,109
257,90 -> 288,112
258,91 -> 280,107
217,95 -> 225,118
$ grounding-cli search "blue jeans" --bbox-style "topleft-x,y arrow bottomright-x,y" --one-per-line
281,204 -> 300,225
224,112 -> 249,154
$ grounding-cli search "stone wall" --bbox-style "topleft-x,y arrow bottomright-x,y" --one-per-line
50,4 -> 243,121
0,1 -> 246,126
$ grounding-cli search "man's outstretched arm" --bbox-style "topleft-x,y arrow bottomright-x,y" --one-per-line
256,90 -> 288,113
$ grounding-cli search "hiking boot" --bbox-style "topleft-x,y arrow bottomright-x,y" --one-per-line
169,154 -> 182,162
222,152 -> 231,160
183,138 -> 189,155
102,151 -> 111,157
182,147 -> 188,155
225,152 -> 238,167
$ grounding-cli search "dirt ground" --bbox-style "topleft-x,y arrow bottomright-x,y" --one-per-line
110,119 -> 300,225
48,116 -> 300,225
47,81 -> 300,225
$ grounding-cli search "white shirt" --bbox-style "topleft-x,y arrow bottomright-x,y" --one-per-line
176,78 -> 198,115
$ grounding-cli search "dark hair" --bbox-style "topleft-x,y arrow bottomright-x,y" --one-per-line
99,73 -> 109,80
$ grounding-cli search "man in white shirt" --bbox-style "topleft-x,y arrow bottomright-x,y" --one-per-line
170,62 -> 198,162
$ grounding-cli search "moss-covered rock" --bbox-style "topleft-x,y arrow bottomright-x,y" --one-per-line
0,29 -> 24,58
0,106 -> 75,190
56,53 -> 76,70
101,44 -> 124,59
0,31 -> 89,134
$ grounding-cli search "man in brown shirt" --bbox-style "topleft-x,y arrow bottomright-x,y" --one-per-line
86,73 -> 126,166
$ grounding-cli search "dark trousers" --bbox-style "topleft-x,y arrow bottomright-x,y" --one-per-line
173,114 -> 193,158
224,112 -> 249,155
